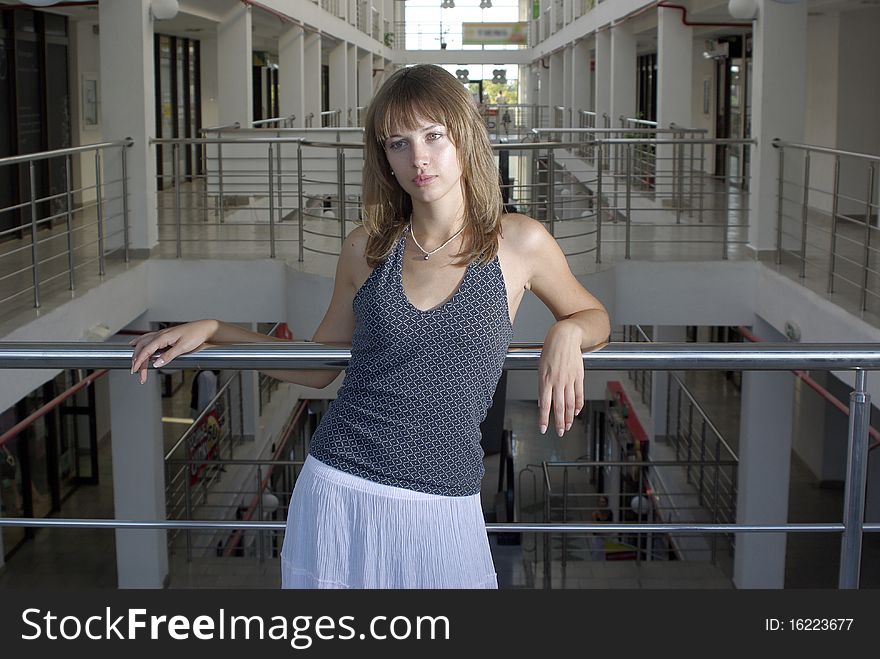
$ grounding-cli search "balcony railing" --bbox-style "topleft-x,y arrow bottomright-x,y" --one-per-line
0,342 -> 878,587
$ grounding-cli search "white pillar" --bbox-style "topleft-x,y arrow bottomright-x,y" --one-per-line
109,369 -> 168,588
358,50 -> 373,120
347,43 -> 358,127
537,64 -> 550,127
572,39 -> 592,117
749,0 -> 808,252
734,318 -> 795,588
304,32 -> 322,127
549,50 -> 565,126
279,26 -> 305,127
595,29 -> 611,127
329,41 -> 348,127
610,22 -> 637,125
656,6 -> 694,195
98,0 -> 156,254
217,3 -> 253,126
650,325 -> 687,442
563,44 -> 573,128
657,7 -> 693,129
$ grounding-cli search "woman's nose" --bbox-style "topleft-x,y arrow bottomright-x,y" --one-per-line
411,146 -> 429,168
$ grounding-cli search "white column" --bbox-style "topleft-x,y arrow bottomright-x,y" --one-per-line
657,7 -> 693,129
329,41 -> 348,127
217,3 -> 253,126
303,32 -> 322,127
358,50 -> 373,121
549,50 -> 565,126
537,64 -> 550,127
595,29 -> 611,127
563,44 -> 573,128
98,0 -> 156,254
279,26 -> 305,127
650,325 -> 687,442
109,369 -> 167,588
572,39 -> 592,117
610,22 -> 637,126
749,0 -> 808,252
347,43 -> 358,127
734,318 -> 795,588
656,6 -> 694,195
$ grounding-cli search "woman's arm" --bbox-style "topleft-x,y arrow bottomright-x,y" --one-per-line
513,215 -> 611,437
130,227 -> 368,389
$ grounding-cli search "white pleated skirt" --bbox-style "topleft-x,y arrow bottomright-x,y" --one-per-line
280,454 -> 497,589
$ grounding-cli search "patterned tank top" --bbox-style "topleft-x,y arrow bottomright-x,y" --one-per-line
308,225 -> 514,496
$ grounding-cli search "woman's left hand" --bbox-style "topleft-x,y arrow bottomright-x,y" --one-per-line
537,319 -> 585,437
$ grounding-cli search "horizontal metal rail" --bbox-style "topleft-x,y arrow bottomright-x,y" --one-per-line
0,138 -> 134,166
1,518 -> 874,534
1,342 -> 877,371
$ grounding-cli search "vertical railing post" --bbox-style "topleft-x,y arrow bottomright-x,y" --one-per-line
28,160 -> 41,308
238,370 -> 245,445
95,150 -> 106,275
173,143 -> 181,258
711,439 -> 720,565
184,469 -> 192,563
121,143 -> 130,263
776,144 -> 785,265
800,151 -> 811,278
297,142 -> 304,262
698,142 -> 706,224
268,143 -> 276,258
547,148 -> 556,235
828,155 -> 841,294
337,146 -> 346,248
561,466 -> 568,571
256,465 -> 265,563
596,142 -> 603,264
675,137 -> 683,224
839,370 -> 871,589
217,137 -> 225,223
625,143 -> 632,259
276,136 -> 283,226
698,419 -> 707,506
64,154 -> 75,291
860,164 -> 875,312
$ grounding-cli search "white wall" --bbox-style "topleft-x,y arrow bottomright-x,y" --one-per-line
70,19 -> 102,204
200,35 -> 219,130
690,39 -> 715,173
836,8 -> 880,219
803,13 -> 839,214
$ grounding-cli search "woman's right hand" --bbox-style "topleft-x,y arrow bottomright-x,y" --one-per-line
129,319 -> 218,384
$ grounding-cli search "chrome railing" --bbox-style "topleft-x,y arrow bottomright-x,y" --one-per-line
252,115 -> 296,128
0,342 -> 877,588
773,139 -> 880,316
153,132 -> 750,267
164,370 -> 248,555
0,139 -> 134,311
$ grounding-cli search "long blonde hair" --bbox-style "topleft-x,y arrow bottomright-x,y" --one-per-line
361,64 -> 504,268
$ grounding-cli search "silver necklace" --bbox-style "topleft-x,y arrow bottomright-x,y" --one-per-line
408,221 -> 465,260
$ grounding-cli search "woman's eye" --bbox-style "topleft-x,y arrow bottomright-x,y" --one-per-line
389,140 -> 405,150
428,132 -> 443,141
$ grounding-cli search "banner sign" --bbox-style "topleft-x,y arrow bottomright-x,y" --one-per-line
462,22 -> 528,46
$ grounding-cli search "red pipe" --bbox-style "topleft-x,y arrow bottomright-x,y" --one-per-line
0,369 -> 108,451
736,326 -> 880,450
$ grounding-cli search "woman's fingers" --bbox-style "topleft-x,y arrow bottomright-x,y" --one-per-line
537,383 -> 551,435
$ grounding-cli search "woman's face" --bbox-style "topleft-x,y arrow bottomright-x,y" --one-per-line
383,117 -> 463,204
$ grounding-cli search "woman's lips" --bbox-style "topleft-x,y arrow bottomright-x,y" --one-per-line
413,176 -> 437,187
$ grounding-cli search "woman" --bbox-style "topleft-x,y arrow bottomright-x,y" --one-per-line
130,64 -> 610,588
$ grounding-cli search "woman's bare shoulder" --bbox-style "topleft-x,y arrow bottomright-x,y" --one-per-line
500,213 -> 548,251
341,224 -> 377,286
